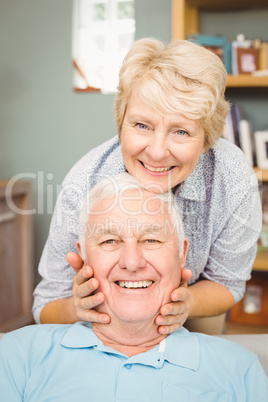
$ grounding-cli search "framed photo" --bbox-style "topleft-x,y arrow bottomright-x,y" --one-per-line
229,272 -> 268,326
236,47 -> 259,74
255,131 -> 268,169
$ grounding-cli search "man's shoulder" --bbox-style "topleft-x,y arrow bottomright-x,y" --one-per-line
169,328 -> 257,366
195,332 -> 258,368
0,324 -> 72,354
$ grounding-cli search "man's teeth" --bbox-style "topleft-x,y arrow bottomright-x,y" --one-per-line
143,163 -> 172,172
118,281 -> 153,289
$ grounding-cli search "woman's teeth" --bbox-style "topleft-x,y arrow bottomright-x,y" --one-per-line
118,281 -> 153,289
143,163 -> 172,172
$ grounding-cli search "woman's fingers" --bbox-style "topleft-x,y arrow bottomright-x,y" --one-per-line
66,251 -> 84,272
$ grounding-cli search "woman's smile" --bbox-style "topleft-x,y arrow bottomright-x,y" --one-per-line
140,161 -> 175,175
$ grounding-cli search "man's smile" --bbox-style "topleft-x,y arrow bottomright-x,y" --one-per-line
116,280 -> 153,289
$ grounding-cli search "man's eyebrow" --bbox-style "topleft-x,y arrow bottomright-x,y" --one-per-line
139,225 -> 162,235
95,227 -> 120,236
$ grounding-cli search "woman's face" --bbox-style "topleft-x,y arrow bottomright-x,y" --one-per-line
120,94 -> 206,193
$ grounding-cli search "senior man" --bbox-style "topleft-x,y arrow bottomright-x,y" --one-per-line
0,173 -> 267,401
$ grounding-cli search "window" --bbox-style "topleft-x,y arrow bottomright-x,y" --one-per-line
72,0 -> 135,93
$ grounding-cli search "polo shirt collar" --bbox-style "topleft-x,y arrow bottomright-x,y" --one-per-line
174,152 -> 207,202
61,323 -> 200,371
162,327 -> 200,370
61,322 -> 99,348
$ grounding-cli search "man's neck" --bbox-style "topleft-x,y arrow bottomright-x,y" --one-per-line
92,321 -> 167,357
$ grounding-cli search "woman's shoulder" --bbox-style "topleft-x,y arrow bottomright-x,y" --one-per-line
205,138 -> 256,183
211,138 -> 252,169
62,136 -> 125,186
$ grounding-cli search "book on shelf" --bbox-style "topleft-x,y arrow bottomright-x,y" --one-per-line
259,41 -> 268,70
255,131 -> 268,170
258,183 -> 268,251
222,104 -> 256,166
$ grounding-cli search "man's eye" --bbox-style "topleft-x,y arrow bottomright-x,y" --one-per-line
105,239 -> 115,244
101,239 -> 116,245
142,239 -> 162,249
99,239 -> 121,250
99,239 -> 116,247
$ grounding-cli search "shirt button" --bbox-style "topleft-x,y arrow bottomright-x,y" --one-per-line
125,364 -> 132,370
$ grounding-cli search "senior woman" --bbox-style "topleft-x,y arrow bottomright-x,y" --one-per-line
33,38 -> 262,334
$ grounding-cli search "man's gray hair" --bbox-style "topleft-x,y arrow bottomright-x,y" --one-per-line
78,173 -> 185,259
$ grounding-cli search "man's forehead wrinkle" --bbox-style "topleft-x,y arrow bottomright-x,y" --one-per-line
90,221 -> 165,238
139,225 -> 162,235
95,227 -> 120,236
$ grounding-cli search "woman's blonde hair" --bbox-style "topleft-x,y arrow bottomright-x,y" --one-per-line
115,38 -> 229,149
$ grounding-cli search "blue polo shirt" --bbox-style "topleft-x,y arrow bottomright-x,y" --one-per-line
0,323 -> 267,401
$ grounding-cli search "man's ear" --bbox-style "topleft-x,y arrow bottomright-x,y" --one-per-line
180,238 -> 189,269
76,240 -> 83,258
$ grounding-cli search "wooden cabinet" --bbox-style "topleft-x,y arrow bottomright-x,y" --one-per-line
254,168 -> 268,272
172,0 -> 268,272
0,180 -> 34,332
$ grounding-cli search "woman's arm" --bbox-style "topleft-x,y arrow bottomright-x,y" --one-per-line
40,297 -> 77,324
187,279 -> 235,318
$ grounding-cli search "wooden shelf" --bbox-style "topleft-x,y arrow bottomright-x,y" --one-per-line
172,1 -> 268,40
253,251 -> 268,272
185,0 -> 268,10
254,168 -> 268,182
225,321 -> 268,335
227,75 -> 268,88
0,181 -> 34,332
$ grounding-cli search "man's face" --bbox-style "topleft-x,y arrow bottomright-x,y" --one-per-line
79,189 -> 187,325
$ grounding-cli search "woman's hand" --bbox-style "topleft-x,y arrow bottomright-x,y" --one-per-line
155,268 -> 192,334
66,252 -> 111,324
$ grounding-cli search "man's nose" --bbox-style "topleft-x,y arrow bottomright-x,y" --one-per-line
119,241 -> 146,272
145,132 -> 170,161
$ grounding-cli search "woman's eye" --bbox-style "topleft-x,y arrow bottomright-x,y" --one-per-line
136,122 -> 148,130
176,129 -> 188,136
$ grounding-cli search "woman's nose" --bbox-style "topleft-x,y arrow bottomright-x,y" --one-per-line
119,241 -> 146,272
145,132 -> 170,161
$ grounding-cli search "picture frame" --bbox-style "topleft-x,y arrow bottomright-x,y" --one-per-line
236,47 -> 260,74
255,131 -> 268,169
187,34 -> 232,74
